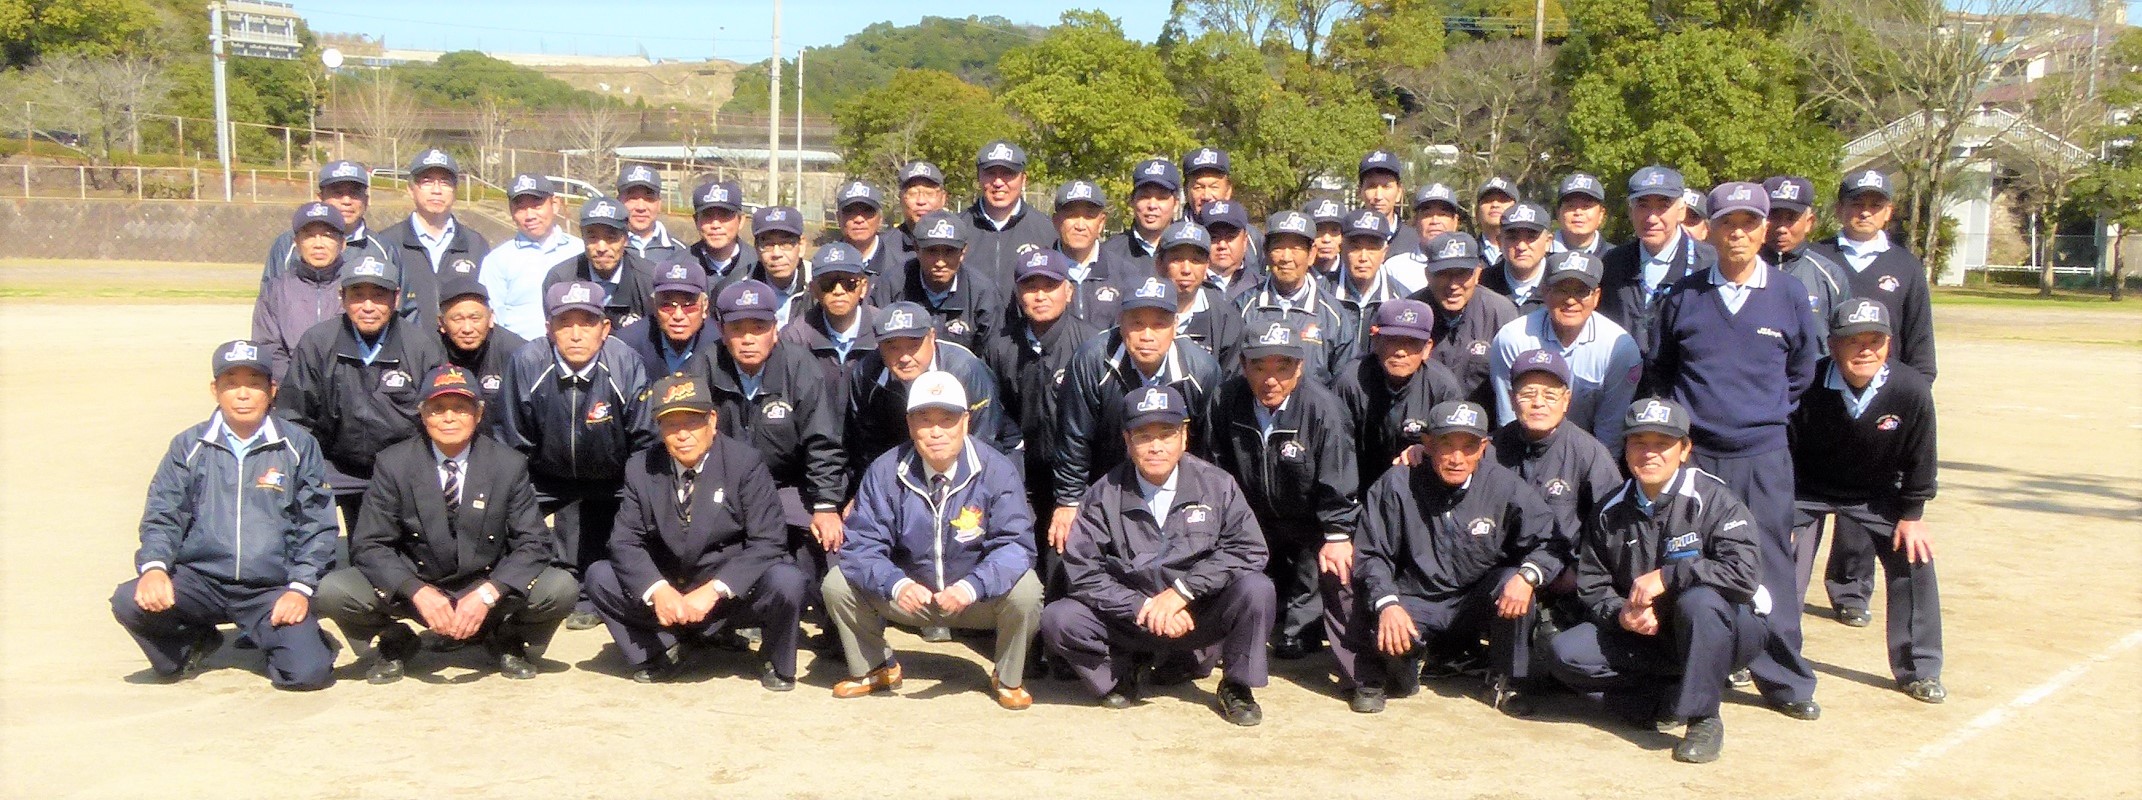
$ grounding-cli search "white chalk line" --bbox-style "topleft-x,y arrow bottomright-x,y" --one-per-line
1869,627 -> 2142,793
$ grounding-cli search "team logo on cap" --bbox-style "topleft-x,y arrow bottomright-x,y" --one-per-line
1844,301 -> 1882,325
1544,478 -> 1569,497
703,184 -> 729,203
1856,170 -> 1884,189
1365,151 -> 1390,163
1527,351 -> 1554,366
1279,440 -> 1305,460
824,248 -> 851,264
1443,404 -> 1481,429
1486,177 -> 1513,192
1508,205 -> 1539,223
354,258 -> 386,277
1436,238 -> 1470,260
665,263 -> 689,280
1729,186 -> 1753,201
1136,388 -> 1170,412
763,399 -> 792,420
985,143 -> 1017,162
1134,278 -> 1169,299
661,381 -> 698,404
255,468 -> 286,491
1569,175 -> 1596,190
1466,517 -> 1495,537
738,289 -> 761,306
843,182 -> 869,199
904,163 -> 932,178
306,204 -> 332,218
1878,275 -> 1900,292
512,175 -> 538,193
925,219 -> 958,240
224,341 -> 259,362
1773,182 -> 1802,200
1279,216 -> 1308,234
421,150 -> 449,166
1143,161 -> 1167,176
561,285 -> 593,305
1066,182 -> 1096,201
1025,251 -> 1050,268
1642,171 -> 1664,187
381,370 -> 409,389
1634,400 -> 1673,425
1191,149 -> 1220,166
1424,185 -> 1454,201
886,309 -> 916,330
1257,323 -> 1291,346
1398,307 -> 1419,324
591,201 -> 616,216
331,162 -> 362,178
628,165 -> 654,182
434,368 -> 470,387
1314,200 -> 1339,216
1876,414 -> 1900,431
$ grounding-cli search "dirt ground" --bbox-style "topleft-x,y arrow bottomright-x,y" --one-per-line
1,284 -> 2138,798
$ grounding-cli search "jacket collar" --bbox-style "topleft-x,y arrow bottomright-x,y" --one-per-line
893,439 -> 985,498
199,412 -> 286,450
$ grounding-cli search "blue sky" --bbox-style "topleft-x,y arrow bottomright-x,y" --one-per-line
289,1 -> 1170,63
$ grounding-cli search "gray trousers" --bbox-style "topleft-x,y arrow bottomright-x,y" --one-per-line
1792,500 -> 1943,683
821,569 -> 1044,688
315,566 -> 579,658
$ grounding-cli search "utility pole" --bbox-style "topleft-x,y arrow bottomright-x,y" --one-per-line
210,2 -> 233,200
794,47 -> 804,210
2087,0 -> 2102,100
1533,0 -> 1546,57
767,0 -> 781,206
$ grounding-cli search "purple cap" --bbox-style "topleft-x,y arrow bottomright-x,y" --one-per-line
291,201 -> 347,234
1707,181 -> 1769,221
1196,200 -> 1249,234
651,258 -> 708,296
752,206 -> 803,239
1509,348 -> 1572,386
1122,385 -> 1190,429
1372,299 -> 1435,340
543,280 -> 608,319
1015,249 -> 1072,283
716,279 -> 779,323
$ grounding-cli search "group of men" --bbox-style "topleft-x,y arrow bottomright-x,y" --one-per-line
114,139 -> 1945,764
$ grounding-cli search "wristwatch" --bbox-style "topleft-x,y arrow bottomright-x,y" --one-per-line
476,583 -> 501,607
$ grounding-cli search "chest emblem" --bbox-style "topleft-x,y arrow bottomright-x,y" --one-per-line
763,399 -> 793,420
1544,478 -> 1569,497
380,370 -> 410,389
586,401 -> 612,423
255,468 -> 286,491
951,506 -> 984,541
1877,275 -> 1900,292
1466,517 -> 1495,537
1875,414 -> 1900,431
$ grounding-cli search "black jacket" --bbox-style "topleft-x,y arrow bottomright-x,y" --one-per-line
1577,467 -> 1762,626
1055,245 -> 1135,326
276,316 -> 448,491
895,265 -> 1005,353
1204,377 -> 1361,540
963,200 -> 1058,286
1098,229 -> 1162,277
841,340 -> 1019,491
495,337 -> 654,484
1478,261 -> 1547,316
683,239 -> 761,287
982,313 -> 1105,498
1332,353 -> 1467,488
351,436 -> 552,600
1411,288 -> 1519,408
1062,456 -> 1269,622
780,305 -> 880,409
1807,237 -> 1938,381
1489,420 -> 1622,554
1356,459 -> 1561,606
1598,234 -> 1719,358
614,316 -> 720,380
607,438 -> 789,600
375,215 -> 490,331
544,252 -> 659,330
439,326 -> 527,433
1789,360 -> 1938,520
688,342 -> 846,510
1178,284 -> 1247,373
1052,333 -> 1223,507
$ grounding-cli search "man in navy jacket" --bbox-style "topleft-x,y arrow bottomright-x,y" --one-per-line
823,371 -> 1043,710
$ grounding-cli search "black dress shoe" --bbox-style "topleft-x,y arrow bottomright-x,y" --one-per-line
1490,676 -> 1534,718
496,651 -> 537,680
1217,680 -> 1263,727
565,610 -> 603,631
759,662 -> 795,692
365,656 -> 406,684
367,625 -> 419,684
1384,653 -> 1423,699
1771,698 -> 1822,720
1349,687 -> 1386,714
701,628 -> 752,652
919,626 -> 953,643
1098,681 -> 1139,709
1272,635 -> 1313,661
1727,667 -> 1753,687
1148,655 -> 1203,686
1903,678 -> 1947,704
1673,716 -> 1725,763
632,645 -> 684,684
179,627 -> 224,677
1836,607 -> 1873,627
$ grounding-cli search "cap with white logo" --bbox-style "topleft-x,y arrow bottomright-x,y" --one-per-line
691,179 -> 742,213
1558,172 -> 1605,203
1183,147 -> 1231,176
580,199 -> 628,230
212,340 -> 269,379
508,173 -> 554,201
1423,232 -> 1483,273
752,206 -> 803,239
290,201 -> 349,235
318,160 -> 370,189
906,370 -> 970,415
341,256 -> 401,291
1305,198 -> 1345,224
716,279 -> 780,324
1358,150 -> 1402,179
1264,211 -> 1313,243
874,301 -> 934,339
1829,297 -> 1893,338
1120,276 -> 1180,314
617,164 -> 661,194
1707,181 -> 1769,221
1372,299 -> 1435,341
899,161 -> 946,188
1763,176 -> 1815,214
1543,251 -> 1604,289
1627,166 -> 1685,201
1241,322 -> 1303,360
1158,220 -> 1212,255
1054,180 -> 1106,211
1016,249 -> 1072,283
544,280 -> 608,319
1476,176 -> 1519,201
1414,183 -> 1461,212
913,210 -> 967,248
1195,200 -> 1248,233
1623,398 -> 1691,440
652,258 -> 709,296
837,180 -> 884,211
1840,169 -> 1893,201
1134,158 -> 1182,191
977,140 -> 1028,171
1426,400 -> 1490,439
1509,348 -> 1572,387
1499,202 -> 1549,232
1123,385 -> 1190,429
811,242 -> 866,277
408,149 -> 460,179
1341,208 -> 1387,241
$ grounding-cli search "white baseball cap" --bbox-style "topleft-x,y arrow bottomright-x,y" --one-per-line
906,371 -> 969,415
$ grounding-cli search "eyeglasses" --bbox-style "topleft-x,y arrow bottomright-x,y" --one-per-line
1513,387 -> 1567,405
815,277 -> 863,293
658,299 -> 703,313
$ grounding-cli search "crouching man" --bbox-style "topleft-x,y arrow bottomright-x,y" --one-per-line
824,371 -> 1043,710
316,365 -> 578,683
111,341 -> 337,690
1548,398 -> 1767,764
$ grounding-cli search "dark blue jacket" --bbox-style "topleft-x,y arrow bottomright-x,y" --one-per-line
276,316 -> 448,491
374,214 -> 490,331
1234,277 -> 1358,386
841,340 -> 1019,490
495,337 -> 654,483
1577,467 -> 1762,625
839,438 -> 1036,602
1643,265 -> 1821,457
133,415 -> 338,591
1061,455 -> 1268,622
1052,332 -> 1222,507
616,315 -> 719,379
1598,233 -> 1719,358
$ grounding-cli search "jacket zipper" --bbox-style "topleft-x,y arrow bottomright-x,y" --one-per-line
927,481 -> 947,591
567,381 -> 582,475
231,442 -> 248,580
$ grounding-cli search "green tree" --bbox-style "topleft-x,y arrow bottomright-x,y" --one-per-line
725,16 -> 1041,115
833,68 -> 1018,191
996,11 -> 1193,201
1169,31 -> 1382,209
2076,27 -> 2142,301
1325,0 -> 1445,79
383,51 -> 609,110
0,0 -> 163,67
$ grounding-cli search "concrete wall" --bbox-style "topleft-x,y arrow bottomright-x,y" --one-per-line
0,197 -> 516,263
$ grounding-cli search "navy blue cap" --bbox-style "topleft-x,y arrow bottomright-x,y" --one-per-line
812,242 -> 866,276
1183,147 -> 1230,176
1627,166 -> 1684,201
507,173 -> 553,201
1159,220 -> 1212,254
1123,385 -> 1190,429
1476,176 -> 1518,201
291,201 -> 347,234
438,276 -> 489,306
1830,296 -> 1893,337
342,254 -> 400,291
716,279 -> 780,323
579,198 -> 628,230
1558,172 -> 1605,203
1054,179 -> 1107,211
1358,150 -> 1402,179
1841,168 -> 1893,201
874,301 -> 934,339
1414,183 -> 1461,211
318,160 -> 369,189
836,180 -> 883,211
407,149 -> 459,179
1016,249 -> 1073,283
1499,202 -> 1550,232
1373,299 -> 1435,340
1423,232 -> 1483,272
1305,197 -> 1346,224
1708,182 -> 1768,220
1341,208 -> 1387,240
1427,400 -> 1490,438
651,258 -> 708,295
1264,210 -> 1314,243
1544,251 -> 1604,289
691,179 -> 742,213
977,140 -> 1027,171
1133,158 -> 1182,192
1241,321 -> 1304,360
1119,275 -> 1179,313
1509,348 -> 1572,387
544,280 -> 607,319
212,340 -> 269,379
913,210 -> 967,248
1624,397 -> 1691,439
617,163 -> 662,194
1196,200 -> 1249,233
1764,176 -> 1815,214
752,206 -> 803,239
1683,187 -> 1710,218
899,160 -> 945,187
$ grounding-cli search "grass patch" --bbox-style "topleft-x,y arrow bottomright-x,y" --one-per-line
1932,286 -> 2142,311
0,286 -> 254,302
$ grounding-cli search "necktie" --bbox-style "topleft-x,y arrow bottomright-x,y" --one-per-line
929,474 -> 950,508
676,468 -> 698,523
442,459 -> 462,514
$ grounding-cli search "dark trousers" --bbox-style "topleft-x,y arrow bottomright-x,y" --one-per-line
1792,500 -> 1943,683
1547,586 -> 1764,720
1267,529 -> 1347,643
313,566 -> 579,657
534,477 -> 623,579
1027,488 -> 1068,599
109,566 -> 333,690
1040,571 -> 1277,697
1695,447 -> 1815,703
1794,501 -> 1879,611
1350,567 -> 1533,689
777,486 -> 830,617
583,559 -> 806,679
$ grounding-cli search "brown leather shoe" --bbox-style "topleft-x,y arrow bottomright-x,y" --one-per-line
831,662 -> 903,698
992,673 -> 1033,711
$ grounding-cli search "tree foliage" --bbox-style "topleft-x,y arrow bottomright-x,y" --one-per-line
834,68 -> 1018,191
997,11 -> 1194,201
1169,31 -> 1383,208
383,51 -> 610,110
0,0 -> 165,67
725,16 -> 1040,115
2075,26 -> 2142,300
